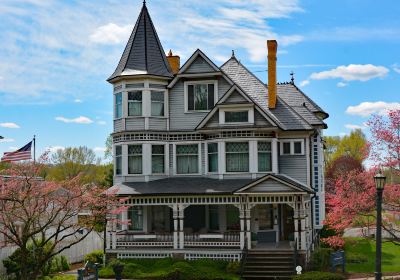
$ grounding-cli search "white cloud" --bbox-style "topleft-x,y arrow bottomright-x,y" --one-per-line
8,146 -> 18,150
346,101 -> 400,117
299,80 -> 309,87
345,124 -> 366,130
89,23 -> 132,44
74,99 -> 83,103
97,120 -> 107,125
337,82 -> 347,87
46,146 -> 65,153
310,64 -> 389,82
93,147 -> 106,153
0,122 -> 20,128
392,63 -> 400,74
55,116 -> 93,124
0,138 -> 15,143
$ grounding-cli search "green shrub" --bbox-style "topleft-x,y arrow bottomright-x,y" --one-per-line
84,250 -> 104,264
226,261 -> 241,274
292,271 -> 345,280
320,225 -> 338,238
311,247 -> 333,271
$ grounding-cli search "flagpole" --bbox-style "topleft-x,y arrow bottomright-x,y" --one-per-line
33,135 -> 36,163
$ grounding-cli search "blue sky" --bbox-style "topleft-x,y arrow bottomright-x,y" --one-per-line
1,0 -> 399,160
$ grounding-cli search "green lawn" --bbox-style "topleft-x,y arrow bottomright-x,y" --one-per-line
345,237 -> 400,273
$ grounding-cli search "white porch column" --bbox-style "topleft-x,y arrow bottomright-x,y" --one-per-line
111,218 -> 117,249
245,205 -> 252,250
237,205 -> 245,250
122,209 -> 128,231
171,204 -> 179,249
293,199 -> 300,250
178,205 -> 185,249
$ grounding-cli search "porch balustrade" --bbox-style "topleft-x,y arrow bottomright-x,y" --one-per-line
116,232 -> 174,248
184,232 -> 240,248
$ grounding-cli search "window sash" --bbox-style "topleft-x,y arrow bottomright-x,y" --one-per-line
128,145 -> 142,174
225,111 -> 248,123
152,145 -> 165,174
226,142 -> 249,172
294,141 -> 302,154
115,146 -> 122,175
282,142 -> 291,154
151,91 -> 164,116
128,206 -> 143,231
128,91 -> 142,116
258,141 -> 272,172
208,143 -> 218,172
176,144 -> 198,174
187,83 -> 215,111
115,93 -> 122,118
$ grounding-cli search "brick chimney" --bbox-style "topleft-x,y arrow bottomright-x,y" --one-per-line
267,40 -> 277,109
167,50 -> 180,74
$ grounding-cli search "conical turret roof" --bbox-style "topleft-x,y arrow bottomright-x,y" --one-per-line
108,3 -> 173,81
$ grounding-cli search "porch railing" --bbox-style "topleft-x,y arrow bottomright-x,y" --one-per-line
116,232 -> 173,248
184,232 -> 240,248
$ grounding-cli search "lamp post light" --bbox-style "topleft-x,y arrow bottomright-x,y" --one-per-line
374,171 -> 386,280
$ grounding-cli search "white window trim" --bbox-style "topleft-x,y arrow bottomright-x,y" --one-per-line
127,90 -> 144,117
127,144 -> 144,175
219,106 -> 254,125
173,142 -> 202,175
279,139 -> 305,155
225,140 -> 250,174
150,90 -> 167,118
184,80 -> 218,113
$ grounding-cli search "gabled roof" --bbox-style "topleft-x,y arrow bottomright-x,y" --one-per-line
107,3 -> 173,82
196,84 -> 278,130
234,173 -> 314,194
221,56 -> 314,131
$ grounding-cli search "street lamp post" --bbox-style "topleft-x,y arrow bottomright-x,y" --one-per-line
374,171 -> 386,280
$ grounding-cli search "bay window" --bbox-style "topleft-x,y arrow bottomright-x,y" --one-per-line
186,82 -> 215,111
128,91 -> 142,116
115,145 -> 122,175
176,144 -> 199,174
128,144 -> 142,174
151,91 -> 165,116
115,93 -> 122,118
258,141 -> 272,172
226,142 -> 249,172
207,143 -> 218,173
152,145 -> 165,174
128,206 -> 143,231
225,111 -> 248,123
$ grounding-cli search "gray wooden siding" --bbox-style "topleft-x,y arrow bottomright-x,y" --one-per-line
278,155 -> 307,184
114,119 -> 123,132
126,118 -> 145,130
254,110 -> 273,127
149,118 -> 167,130
204,114 -> 219,128
222,89 -> 249,104
169,78 -> 231,130
185,56 -> 216,73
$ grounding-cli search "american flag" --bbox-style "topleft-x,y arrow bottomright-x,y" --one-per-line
1,141 -> 32,162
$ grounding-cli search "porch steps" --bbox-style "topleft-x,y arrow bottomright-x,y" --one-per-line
242,250 -> 294,280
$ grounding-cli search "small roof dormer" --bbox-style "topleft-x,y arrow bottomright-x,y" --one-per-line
107,2 -> 173,82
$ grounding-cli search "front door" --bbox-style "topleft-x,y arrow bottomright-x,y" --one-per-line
281,204 -> 294,241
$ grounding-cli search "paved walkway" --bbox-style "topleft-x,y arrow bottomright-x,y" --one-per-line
348,276 -> 400,280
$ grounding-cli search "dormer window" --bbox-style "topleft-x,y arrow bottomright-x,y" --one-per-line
128,91 -> 142,116
184,81 -> 217,112
225,111 -> 248,123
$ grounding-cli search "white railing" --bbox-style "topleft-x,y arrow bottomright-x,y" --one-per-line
184,232 -> 240,248
116,232 -> 173,248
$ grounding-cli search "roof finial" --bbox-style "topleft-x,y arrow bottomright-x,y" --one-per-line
168,49 -> 173,56
231,50 -> 235,58
143,0 -> 146,5
290,71 -> 295,84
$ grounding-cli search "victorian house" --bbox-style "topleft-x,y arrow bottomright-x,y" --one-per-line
106,2 -> 328,274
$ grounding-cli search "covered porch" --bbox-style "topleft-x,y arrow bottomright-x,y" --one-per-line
106,175 -> 314,259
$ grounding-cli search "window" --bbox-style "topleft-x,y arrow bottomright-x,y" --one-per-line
151,91 -> 165,116
282,142 -> 291,155
128,145 -> 142,174
176,144 -> 198,174
152,145 -> 165,174
128,206 -> 143,231
128,91 -> 142,116
294,141 -> 302,154
225,111 -> 248,123
187,83 -> 215,111
209,205 -> 219,231
115,93 -> 122,118
207,143 -> 218,172
226,205 -> 240,231
226,142 -> 249,172
115,146 -> 122,175
258,142 -> 272,172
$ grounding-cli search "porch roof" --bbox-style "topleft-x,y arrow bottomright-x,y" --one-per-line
112,174 -> 313,196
